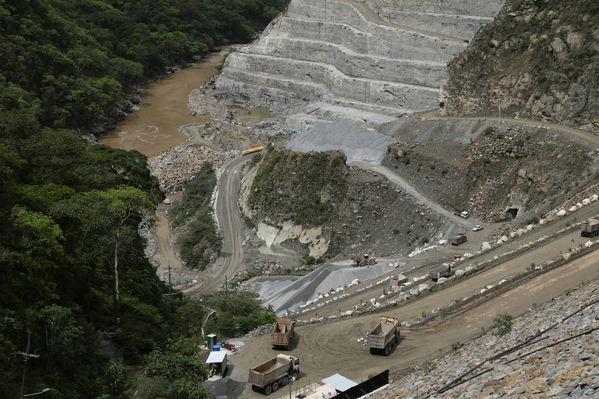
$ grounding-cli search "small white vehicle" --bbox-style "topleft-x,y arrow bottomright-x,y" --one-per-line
472,225 -> 484,232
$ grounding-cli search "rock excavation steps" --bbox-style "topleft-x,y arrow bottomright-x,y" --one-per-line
216,0 -> 504,124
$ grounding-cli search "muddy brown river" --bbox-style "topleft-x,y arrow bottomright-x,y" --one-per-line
100,51 -> 224,156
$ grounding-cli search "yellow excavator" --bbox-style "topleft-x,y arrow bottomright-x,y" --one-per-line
354,253 -> 377,267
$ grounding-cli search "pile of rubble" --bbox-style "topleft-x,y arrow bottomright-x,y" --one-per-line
246,324 -> 273,338
372,280 -> 599,399
148,144 -> 236,193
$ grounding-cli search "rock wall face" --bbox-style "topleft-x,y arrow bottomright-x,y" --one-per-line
216,0 -> 503,126
444,0 -> 599,132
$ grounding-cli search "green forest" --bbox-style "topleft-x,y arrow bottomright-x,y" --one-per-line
0,0 -> 284,398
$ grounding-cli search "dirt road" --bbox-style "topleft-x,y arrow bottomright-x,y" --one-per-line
297,202 -> 599,317
230,249 -> 599,398
185,156 -> 250,296
417,111 -> 599,147
154,210 -> 184,281
350,161 -> 476,228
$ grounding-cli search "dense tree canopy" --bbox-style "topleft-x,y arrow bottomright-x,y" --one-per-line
0,0 -> 286,397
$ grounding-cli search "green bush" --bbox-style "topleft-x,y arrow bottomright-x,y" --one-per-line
492,313 -> 514,336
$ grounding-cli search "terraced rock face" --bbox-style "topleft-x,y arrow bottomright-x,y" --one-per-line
216,0 -> 504,126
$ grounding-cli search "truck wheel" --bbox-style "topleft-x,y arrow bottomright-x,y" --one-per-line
264,385 -> 272,395
384,346 -> 390,356
369,348 -> 376,355
272,382 -> 279,392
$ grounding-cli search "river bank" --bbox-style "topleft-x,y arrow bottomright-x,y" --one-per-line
99,51 -> 226,156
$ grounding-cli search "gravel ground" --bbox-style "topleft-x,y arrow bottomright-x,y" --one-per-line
255,260 -> 398,314
372,279 -> 599,399
287,121 -> 396,165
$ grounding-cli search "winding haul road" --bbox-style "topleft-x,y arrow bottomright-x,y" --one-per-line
184,156 -> 250,296
197,117 -> 599,398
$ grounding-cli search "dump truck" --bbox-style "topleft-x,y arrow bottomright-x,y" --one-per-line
367,316 -> 400,356
271,318 -> 295,349
449,233 -> 467,246
248,354 -> 299,395
581,218 -> 599,237
429,264 -> 453,281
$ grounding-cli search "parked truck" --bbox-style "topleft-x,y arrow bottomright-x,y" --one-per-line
429,264 -> 454,281
248,354 -> 300,395
449,233 -> 467,246
581,219 -> 599,237
368,316 -> 400,356
271,318 -> 295,349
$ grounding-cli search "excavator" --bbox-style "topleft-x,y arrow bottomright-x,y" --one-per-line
354,253 -> 377,267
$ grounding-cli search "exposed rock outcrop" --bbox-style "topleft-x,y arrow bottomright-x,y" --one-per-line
216,0 -> 503,126
444,0 -> 599,133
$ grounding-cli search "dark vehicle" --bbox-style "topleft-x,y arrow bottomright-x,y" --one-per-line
581,219 -> 599,237
429,264 -> 454,281
449,233 -> 467,246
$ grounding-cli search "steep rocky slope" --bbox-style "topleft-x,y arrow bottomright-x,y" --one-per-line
371,279 -> 599,399
444,0 -> 599,133
216,0 -> 503,126
243,149 -> 449,258
381,118 -> 598,223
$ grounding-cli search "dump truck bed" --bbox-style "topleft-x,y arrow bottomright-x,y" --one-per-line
368,317 -> 398,349
271,318 -> 294,348
248,355 -> 291,388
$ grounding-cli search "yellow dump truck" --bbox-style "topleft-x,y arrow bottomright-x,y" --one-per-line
367,316 -> 400,356
248,354 -> 300,395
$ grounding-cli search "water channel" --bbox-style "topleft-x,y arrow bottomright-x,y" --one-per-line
100,51 -> 224,156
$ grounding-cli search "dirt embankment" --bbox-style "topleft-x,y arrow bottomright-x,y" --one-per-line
382,121 -> 598,223
246,149 -> 450,259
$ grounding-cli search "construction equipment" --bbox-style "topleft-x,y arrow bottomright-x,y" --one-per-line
354,253 -> 377,267
248,354 -> 300,395
367,316 -> 400,356
449,233 -> 467,246
581,218 -> 599,237
241,146 -> 265,155
271,318 -> 295,349
429,264 -> 454,281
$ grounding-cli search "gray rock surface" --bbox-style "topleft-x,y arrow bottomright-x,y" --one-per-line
370,280 -> 599,398
216,0 -> 503,125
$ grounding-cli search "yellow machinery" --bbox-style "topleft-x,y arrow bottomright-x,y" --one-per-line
241,146 -> 265,155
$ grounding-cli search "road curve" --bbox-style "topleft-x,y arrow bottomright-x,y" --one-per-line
417,111 -> 599,147
350,161 -> 476,228
232,248 -> 599,398
184,156 -> 250,296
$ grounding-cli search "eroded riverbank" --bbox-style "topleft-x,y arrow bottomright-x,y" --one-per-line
100,51 -> 224,156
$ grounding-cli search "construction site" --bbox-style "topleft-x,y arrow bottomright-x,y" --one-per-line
138,0 -> 599,398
